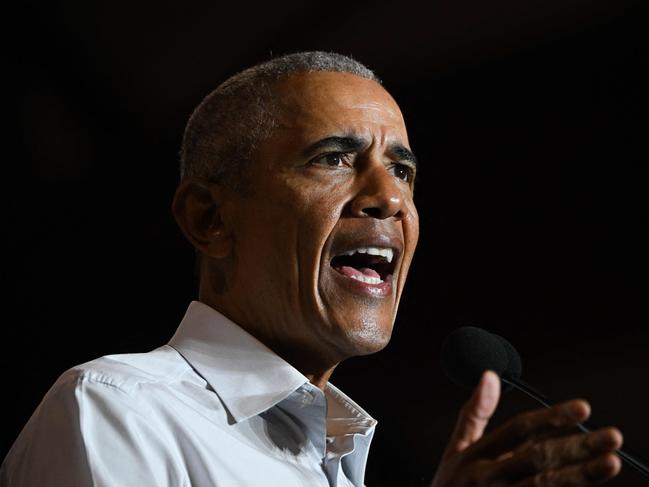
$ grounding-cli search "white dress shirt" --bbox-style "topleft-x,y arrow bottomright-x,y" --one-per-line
1,301 -> 377,486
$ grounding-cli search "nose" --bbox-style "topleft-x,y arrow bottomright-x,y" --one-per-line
349,165 -> 408,220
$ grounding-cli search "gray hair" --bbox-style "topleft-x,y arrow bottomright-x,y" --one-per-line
180,51 -> 380,190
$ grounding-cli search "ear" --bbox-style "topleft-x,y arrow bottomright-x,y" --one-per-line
172,178 -> 232,259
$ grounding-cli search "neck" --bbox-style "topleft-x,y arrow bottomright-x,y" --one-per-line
253,339 -> 341,391
198,288 -> 343,392
305,366 -> 337,391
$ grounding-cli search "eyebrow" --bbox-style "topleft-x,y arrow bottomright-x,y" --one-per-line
302,136 -> 366,158
302,135 -> 418,167
389,143 -> 418,168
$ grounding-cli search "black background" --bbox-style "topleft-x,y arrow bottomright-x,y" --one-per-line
6,1 -> 648,485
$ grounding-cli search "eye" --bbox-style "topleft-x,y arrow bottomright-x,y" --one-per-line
310,152 -> 352,168
390,163 -> 415,182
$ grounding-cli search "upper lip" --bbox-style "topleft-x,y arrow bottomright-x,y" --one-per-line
327,232 -> 403,269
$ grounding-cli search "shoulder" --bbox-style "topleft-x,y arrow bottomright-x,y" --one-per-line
8,345 -> 196,456
2,346 -> 195,486
53,344 -> 191,397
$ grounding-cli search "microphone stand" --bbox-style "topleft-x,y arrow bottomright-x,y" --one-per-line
501,376 -> 649,479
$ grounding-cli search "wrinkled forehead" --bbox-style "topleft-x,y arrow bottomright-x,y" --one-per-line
271,71 -> 409,146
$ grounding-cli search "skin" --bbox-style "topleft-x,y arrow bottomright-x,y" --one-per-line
430,372 -> 623,486
174,72 -> 419,387
173,71 -> 623,485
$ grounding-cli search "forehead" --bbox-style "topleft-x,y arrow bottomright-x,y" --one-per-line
271,71 -> 409,146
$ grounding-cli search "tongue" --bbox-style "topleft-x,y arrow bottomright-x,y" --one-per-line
335,265 -> 381,279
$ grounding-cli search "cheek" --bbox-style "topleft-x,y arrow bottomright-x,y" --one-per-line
277,175 -> 349,236
399,200 -> 420,277
403,192 -> 419,237
262,177 -> 347,283
294,196 -> 345,273
406,203 -> 420,249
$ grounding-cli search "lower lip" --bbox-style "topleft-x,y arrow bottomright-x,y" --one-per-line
331,267 -> 393,297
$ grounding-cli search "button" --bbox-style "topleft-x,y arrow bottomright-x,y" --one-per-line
301,389 -> 315,405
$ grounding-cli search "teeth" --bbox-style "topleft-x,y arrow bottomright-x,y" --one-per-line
342,247 -> 394,263
350,274 -> 384,285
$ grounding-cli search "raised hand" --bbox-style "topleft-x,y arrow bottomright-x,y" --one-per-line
431,371 -> 623,486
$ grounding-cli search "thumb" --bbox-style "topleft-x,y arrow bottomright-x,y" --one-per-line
443,370 -> 501,458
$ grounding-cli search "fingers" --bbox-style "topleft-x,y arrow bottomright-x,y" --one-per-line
487,427 -> 623,481
510,453 -> 622,487
436,388 -> 624,487
443,370 -> 501,457
466,399 -> 591,459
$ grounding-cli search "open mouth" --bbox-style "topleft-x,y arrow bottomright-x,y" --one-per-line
330,247 -> 396,285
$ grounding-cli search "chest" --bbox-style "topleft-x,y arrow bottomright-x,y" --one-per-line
154,390 -> 359,487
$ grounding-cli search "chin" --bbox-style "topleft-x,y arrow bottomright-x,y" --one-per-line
341,318 -> 394,356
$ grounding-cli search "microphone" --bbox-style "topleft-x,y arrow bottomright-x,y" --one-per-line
440,326 -> 649,478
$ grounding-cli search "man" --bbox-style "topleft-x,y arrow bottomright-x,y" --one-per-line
2,52 -> 623,486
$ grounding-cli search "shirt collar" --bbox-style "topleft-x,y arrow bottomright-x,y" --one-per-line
168,301 -> 310,423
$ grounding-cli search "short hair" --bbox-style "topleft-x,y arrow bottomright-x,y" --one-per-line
180,51 -> 380,190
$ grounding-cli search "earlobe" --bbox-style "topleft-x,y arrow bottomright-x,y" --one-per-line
172,178 -> 232,259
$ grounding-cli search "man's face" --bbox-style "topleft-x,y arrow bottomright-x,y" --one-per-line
220,71 -> 419,366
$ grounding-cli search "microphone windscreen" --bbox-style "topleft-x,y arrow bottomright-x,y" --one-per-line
440,326 -> 508,389
493,333 -> 522,380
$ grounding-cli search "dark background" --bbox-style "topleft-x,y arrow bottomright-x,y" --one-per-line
6,0 -> 648,485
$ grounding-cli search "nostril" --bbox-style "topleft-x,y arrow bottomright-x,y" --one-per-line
362,207 -> 382,218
